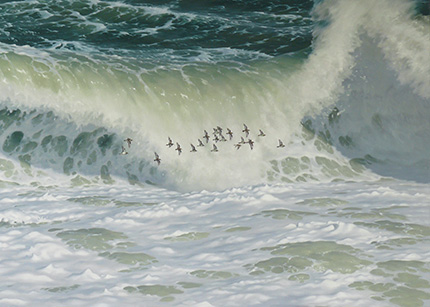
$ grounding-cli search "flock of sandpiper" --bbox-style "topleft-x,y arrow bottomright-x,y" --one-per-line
120,124 -> 287,166
119,108 -> 340,166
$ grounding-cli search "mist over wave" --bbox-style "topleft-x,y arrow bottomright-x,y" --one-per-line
0,0 -> 428,190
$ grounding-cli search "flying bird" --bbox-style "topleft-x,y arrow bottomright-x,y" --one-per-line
277,139 -> 285,148
175,143 -> 182,155
203,130 -> 210,143
242,124 -> 250,137
154,152 -> 161,165
247,139 -> 254,150
120,146 -> 128,155
124,138 -> 133,148
227,128 -> 233,140
166,137 -> 174,148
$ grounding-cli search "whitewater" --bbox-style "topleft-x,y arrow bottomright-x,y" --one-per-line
0,0 -> 429,306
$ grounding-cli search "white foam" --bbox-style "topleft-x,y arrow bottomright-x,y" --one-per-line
4,180 -> 426,307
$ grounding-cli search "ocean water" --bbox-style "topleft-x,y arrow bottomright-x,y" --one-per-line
0,0 -> 429,306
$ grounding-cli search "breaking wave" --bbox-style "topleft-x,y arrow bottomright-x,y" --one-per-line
0,0 -> 428,191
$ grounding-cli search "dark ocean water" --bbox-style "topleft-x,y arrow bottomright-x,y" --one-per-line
0,0 -> 313,60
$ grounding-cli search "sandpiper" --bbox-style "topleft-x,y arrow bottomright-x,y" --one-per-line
242,124 -> 250,137
124,138 -> 132,148
214,135 -> 220,143
197,139 -> 204,147
258,129 -> 266,137
166,137 -> 174,148
203,130 -> 210,143
175,142 -> 182,155
227,128 -> 233,140
277,139 -> 285,148
239,137 -> 246,145
190,144 -> 197,152
120,146 -> 128,155
329,107 -> 340,122
211,144 -> 218,152
247,139 -> 254,150
154,152 -> 161,165
234,143 -> 241,150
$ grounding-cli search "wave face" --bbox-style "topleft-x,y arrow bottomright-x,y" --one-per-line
0,0 -> 429,190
